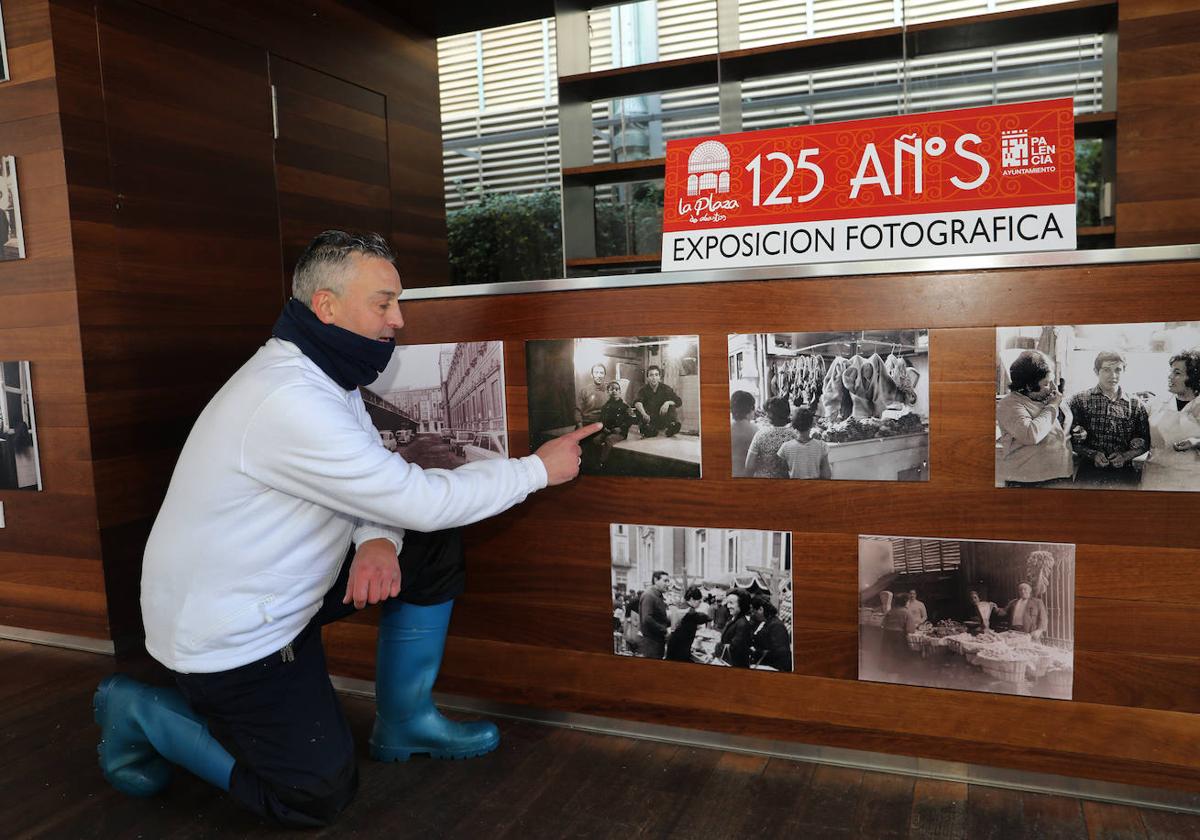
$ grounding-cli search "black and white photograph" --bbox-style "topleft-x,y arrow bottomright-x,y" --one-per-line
728,330 -> 929,481
995,323 -> 1200,492
364,341 -> 507,470
1,156 -> 27,261
1,360 -> 43,491
859,535 -> 1075,700
0,2 -> 10,84
526,335 -> 701,478
612,523 -> 793,671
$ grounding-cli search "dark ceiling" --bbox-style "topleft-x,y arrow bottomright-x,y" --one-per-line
376,1 -> 557,38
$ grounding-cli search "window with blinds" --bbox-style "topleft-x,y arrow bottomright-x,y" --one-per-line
438,0 -> 1109,253
875,537 -> 963,574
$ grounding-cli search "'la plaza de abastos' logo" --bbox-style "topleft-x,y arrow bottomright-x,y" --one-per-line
680,139 -> 740,223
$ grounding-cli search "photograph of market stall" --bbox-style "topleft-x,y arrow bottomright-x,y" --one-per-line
859,535 -> 1075,701
728,330 -> 928,480
528,336 -> 702,478
611,523 -> 792,671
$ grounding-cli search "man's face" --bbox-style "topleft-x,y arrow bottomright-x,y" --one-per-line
319,253 -> 404,341
1097,360 -> 1124,391
590,365 -> 606,385
655,575 -> 668,592
646,368 -> 662,387
1018,583 -> 1032,600
907,590 -> 917,602
969,592 -> 980,605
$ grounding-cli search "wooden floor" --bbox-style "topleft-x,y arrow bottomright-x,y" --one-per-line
3,639 -> 1199,840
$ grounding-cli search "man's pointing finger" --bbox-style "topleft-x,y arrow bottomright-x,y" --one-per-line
565,422 -> 603,442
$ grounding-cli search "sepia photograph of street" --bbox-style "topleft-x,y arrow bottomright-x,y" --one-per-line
996,322 -> 1200,492
526,335 -> 702,478
729,330 -> 929,481
859,535 -> 1075,701
365,341 -> 507,470
612,523 -> 792,672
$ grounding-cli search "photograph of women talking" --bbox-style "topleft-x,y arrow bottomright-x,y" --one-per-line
859,536 -> 1075,701
995,322 -> 1200,492
611,524 -> 792,672
728,330 -> 929,481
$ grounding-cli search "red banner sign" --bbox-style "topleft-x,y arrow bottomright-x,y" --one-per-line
661,98 -> 1076,269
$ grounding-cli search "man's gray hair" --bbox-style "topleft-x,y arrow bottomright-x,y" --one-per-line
291,230 -> 395,307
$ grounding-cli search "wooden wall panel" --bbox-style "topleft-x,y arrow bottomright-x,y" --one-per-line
317,259 -> 1200,792
0,0 -> 105,639
271,56 -> 391,289
41,0 -> 447,648
1116,0 -> 1200,245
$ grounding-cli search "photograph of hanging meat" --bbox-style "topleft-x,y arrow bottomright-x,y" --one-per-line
729,330 -> 930,482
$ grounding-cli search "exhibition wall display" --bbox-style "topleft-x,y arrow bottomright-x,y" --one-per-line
1,156 -> 26,260
611,523 -> 792,671
526,336 -> 702,478
729,330 -> 929,480
859,535 -> 1075,701
995,323 -> 1200,492
0,360 -> 41,491
366,341 -> 507,470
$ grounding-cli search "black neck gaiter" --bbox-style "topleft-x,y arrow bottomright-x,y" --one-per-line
271,298 -> 394,390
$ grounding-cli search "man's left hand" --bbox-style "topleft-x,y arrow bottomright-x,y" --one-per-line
659,402 -> 674,415
343,538 -> 402,609
1110,453 -> 1127,469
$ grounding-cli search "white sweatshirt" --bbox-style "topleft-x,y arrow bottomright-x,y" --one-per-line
141,338 -> 547,673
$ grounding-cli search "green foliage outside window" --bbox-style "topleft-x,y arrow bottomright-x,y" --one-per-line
446,190 -> 564,285
1075,139 -> 1102,227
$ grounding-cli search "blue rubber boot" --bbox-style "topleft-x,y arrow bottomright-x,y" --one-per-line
93,674 -> 235,797
369,601 -> 499,762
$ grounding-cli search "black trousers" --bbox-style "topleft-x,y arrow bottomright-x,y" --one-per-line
173,529 -> 465,828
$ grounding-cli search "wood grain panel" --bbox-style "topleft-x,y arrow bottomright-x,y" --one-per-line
272,55 -> 391,292
0,0 -> 105,642
1116,3 -> 1200,245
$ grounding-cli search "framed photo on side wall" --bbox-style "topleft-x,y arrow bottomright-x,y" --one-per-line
1,360 -> 43,491
1,156 -> 27,260
0,2 -> 10,83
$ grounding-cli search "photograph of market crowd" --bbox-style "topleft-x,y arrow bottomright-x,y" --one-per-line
612,524 -> 792,671
859,536 -> 1075,701
728,330 -> 928,481
0,361 -> 42,491
527,336 -> 701,478
365,341 -> 507,469
995,322 -> 1200,492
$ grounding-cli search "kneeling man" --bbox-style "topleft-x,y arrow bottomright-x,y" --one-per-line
94,231 -> 597,826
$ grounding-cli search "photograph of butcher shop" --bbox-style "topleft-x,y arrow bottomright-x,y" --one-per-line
364,341 -> 507,470
0,360 -> 43,491
728,330 -> 929,481
995,322 -> 1200,492
611,523 -> 793,671
858,535 -> 1075,701
526,336 -> 702,478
